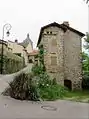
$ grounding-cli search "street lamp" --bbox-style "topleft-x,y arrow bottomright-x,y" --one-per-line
1,23 -> 12,74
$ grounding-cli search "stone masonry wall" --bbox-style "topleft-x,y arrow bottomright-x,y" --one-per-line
40,26 -> 64,85
64,30 -> 82,90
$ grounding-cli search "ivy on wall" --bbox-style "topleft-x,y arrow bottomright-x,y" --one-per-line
0,54 -> 25,74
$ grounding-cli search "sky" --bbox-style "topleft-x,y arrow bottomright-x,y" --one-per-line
0,0 -> 88,48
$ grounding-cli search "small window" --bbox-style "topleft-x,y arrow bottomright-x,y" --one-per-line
51,56 -> 57,65
50,31 -> 52,34
47,31 -> 49,34
49,39 -> 57,53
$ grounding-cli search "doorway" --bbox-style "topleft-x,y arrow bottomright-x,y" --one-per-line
64,80 -> 72,90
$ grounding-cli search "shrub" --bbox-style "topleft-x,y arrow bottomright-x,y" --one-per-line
3,73 -> 40,101
31,64 -> 44,76
34,72 -> 68,100
82,71 -> 89,89
39,84 -> 68,100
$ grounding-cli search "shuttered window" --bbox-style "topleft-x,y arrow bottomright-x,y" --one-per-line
49,39 -> 57,53
51,56 -> 57,65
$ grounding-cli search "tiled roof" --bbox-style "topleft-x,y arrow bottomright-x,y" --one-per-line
28,50 -> 38,56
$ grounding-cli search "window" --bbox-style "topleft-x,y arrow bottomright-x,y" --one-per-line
47,31 -> 49,34
51,56 -> 57,65
49,39 -> 57,53
50,31 -> 52,34
52,39 -> 57,46
14,53 -> 21,57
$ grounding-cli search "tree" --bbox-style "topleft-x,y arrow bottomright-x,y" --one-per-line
82,52 -> 89,72
84,33 -> 89,51
82,52 -> 89,89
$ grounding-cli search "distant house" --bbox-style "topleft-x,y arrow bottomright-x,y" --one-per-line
37,21 -> 85,90
28,50 -> 38,64
7,34 -> 33,65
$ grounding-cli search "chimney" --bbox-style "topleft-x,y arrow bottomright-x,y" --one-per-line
63,21 -> 69,26
15,39 -> 18,43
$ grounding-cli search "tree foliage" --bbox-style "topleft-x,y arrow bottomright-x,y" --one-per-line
84,33 -> 89,50
82,52 -> 89,89
82,52 -> 89,72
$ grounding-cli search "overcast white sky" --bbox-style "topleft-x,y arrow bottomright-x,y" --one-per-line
0,0 -> 88,48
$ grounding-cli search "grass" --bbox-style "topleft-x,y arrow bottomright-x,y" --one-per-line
63,90 -> 89,103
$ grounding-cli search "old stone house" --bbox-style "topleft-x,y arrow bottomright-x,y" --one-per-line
37,22 -> 85,90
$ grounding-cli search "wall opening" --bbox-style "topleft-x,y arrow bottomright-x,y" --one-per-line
29,59 -> 33,63
64,80 -> 72,90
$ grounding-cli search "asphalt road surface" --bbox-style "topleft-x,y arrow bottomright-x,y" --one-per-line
0,95 -> 89,119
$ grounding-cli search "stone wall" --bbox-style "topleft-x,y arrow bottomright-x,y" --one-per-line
0,43 -> 25,74
39,26 -> 64,85
64,30 -> 82,90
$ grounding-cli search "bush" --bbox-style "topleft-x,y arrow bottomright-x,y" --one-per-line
34,72 -> 68,100
3,73 -> 40,101
39,84 -> 67,100
82,71 -> 89,89
32,64 -> 44,76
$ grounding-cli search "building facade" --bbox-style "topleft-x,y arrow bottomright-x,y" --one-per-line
7,34 -> 33,65
37,22 -> 85,90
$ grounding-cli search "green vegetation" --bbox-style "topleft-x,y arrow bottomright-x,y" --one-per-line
0,51 -> 25,74
3,73 -> 40,101
39,84 -> 67,100
82,33 -> 89,89
31,46 -> 67,100
63,90 -> 89,103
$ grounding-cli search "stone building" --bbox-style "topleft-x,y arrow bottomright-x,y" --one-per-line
37,22 -> 85,90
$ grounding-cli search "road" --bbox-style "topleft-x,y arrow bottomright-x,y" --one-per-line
0,95 -> 89,119
0,64 -> 33,93
0,64 -> 89,119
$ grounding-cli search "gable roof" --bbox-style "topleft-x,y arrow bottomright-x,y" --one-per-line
37,22 -> 85,46
61,23 -> 85,37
